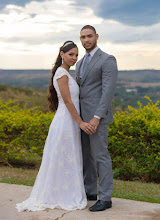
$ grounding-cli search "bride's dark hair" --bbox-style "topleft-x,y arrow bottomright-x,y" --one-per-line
48,41 -> 77,112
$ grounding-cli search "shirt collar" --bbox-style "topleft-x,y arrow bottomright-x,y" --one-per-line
85,46 -> 99,57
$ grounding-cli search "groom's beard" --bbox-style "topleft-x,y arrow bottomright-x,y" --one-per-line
84,40 -> 97,51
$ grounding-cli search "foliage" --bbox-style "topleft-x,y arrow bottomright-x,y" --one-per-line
0,100 -> 54,165
114,86 -> 160,109
0,84 -> 48,112
1,97 -> 160,183
109,96 -> 160,182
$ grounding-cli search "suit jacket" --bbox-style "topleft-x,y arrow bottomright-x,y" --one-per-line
75,48 -> 118,123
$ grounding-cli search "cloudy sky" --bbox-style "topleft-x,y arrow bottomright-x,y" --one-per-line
0,0 -> 160,70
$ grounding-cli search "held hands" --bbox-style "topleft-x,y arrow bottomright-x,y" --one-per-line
79,117 -> 100,134
79,121 -> 96,135
88,117 -> 100,133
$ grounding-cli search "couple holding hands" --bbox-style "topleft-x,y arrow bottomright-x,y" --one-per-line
16,25 -> 118,212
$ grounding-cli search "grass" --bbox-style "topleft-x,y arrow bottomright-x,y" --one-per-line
112,179 -> 160,203
8,154 -> 42,169
0,166 -> 160,203
0,84 -> 48,112
0,166 -> 38,186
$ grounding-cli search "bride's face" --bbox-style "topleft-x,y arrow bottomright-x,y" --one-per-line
62,47 -> 78,67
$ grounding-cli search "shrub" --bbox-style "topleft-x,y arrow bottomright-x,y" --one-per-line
0,100 -> 54,166
1,97 -> 160,182
109,96 -> 160,182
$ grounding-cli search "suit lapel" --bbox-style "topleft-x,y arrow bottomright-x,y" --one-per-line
81,48 -> 102,85
76,58 -> 84,85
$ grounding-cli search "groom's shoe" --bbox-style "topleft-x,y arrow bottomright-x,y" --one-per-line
86,194 -> 97,201
89,200 -> 112,212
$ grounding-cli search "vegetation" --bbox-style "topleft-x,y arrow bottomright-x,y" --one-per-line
0,100 -> 54,166
0,71 -> 160,203
0,166 -> 37,186
0,97 -> 160,183
1,69 -> 160,88
0,166 -> 160,203
1,69 -> 160,109
113,179 -> 160,203
0,84 -> 48,112
109,96 -> 160,183
0,69 -> 51,88
114,86 -> 160,109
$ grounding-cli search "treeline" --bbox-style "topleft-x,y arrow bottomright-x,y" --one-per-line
1,69 -> 160,88
1,83 -> 160,112
114,86 -> 160,109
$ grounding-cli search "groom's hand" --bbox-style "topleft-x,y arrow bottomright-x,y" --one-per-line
89,117 -> 100,133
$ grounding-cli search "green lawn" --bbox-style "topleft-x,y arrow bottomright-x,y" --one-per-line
0,166 -> 160,203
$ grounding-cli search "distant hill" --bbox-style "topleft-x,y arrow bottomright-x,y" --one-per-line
0,69 -> 75,88
118,69 -> 160,83
0,69 -> 160,88
0,69 -> 50,88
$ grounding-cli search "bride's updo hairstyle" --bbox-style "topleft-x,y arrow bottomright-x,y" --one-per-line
48,41 -> 77,112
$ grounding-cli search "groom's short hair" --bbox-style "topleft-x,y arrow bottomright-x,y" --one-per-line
81,25 -> 96,34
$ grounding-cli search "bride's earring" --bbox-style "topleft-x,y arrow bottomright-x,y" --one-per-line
62,57 -> 64,64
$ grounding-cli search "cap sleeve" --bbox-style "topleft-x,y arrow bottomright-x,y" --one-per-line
55,68 -> 68,80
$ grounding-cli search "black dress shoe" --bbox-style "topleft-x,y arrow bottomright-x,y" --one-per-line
89,200 -> 112,211
86,194 -> 97,201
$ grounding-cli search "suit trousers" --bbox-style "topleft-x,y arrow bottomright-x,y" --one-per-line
81,122 -> 113,201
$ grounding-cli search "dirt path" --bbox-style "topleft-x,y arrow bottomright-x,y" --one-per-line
0,183 -> 160,220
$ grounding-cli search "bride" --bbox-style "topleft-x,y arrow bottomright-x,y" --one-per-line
16,41 -> 95,212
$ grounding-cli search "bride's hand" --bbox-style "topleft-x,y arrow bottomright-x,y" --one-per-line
79,121 -> 96,134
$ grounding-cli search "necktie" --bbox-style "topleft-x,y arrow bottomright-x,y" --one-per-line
81,53 -> 90,79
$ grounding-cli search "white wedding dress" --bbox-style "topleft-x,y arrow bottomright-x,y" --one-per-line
16,67 -> 87,212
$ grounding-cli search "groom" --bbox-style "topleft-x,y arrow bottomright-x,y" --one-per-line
76,25 -> 118,212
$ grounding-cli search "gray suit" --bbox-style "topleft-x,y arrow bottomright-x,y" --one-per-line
75,48 -> 117,201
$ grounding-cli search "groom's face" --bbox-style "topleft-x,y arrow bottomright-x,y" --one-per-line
80,29 -> 98,53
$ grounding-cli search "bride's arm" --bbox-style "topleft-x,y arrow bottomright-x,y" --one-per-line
57,75 -> 95,134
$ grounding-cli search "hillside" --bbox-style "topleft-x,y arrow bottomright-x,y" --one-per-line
118,69 -> 160,83
0,69 -> 51,88
0,69 -> 160,109
0,69 -> 160,88
0,84 -> 48,112
0,69 -> 75,88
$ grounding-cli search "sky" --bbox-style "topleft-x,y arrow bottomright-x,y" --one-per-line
0,0 -> 160,70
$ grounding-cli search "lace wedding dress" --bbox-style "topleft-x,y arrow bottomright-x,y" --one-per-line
16,67 -> 87,212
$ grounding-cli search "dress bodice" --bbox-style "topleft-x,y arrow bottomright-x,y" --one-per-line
53,67 -> 79,105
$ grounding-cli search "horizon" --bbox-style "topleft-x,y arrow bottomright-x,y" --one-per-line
1,68 -> 160,71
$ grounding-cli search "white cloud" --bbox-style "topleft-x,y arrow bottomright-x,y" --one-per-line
96,20 -> 160,44
99,41 -> 160,70
0,0 -> 159,70
0,0 -> 103,69
0,0 -> 102,39
75,0 -> 160,26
